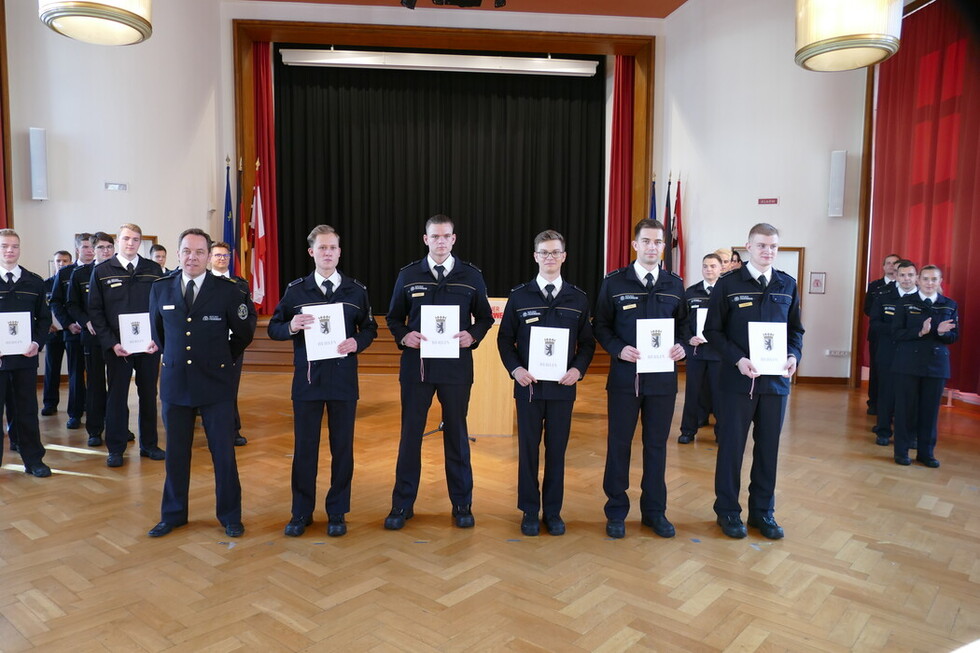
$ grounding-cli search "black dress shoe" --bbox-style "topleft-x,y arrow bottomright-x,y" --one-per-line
127,431 -> 136,442
106,453 -> 124,468
543,514 -> 565,536
234,435 -> 248,446
148,521 -> 186,537
66,417 -> 81,429
25,462 -> 52,478
875,435 -> 891,446
9,441 -> 19,453
747,515 -> 784,540
605,519 -> 625,539
384,507 -> 413,530
641,513 -> 676,538
452,505 -> 475,528
140,447 -> 166,461
894,455 -> 912,466
284,516 -> 313,537
41,406 -> 57,416
717,515 -> 747,539
678,433 -> 695,444
520,512 -> 540,536
916,455 -> 940,468
88,435 -> 103,447
225,523 -> 245,538
327,514 -> 347,537
867,406 -> 877,415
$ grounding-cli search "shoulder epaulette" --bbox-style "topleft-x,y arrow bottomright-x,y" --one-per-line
566,283 -> 588,296
459,259 -> 483,273
21,269 -> 44,283
287,277 -> 305,288
216,274 -> 237,283
351,278 -> 368,291
400,259 -> 424,272
666,270 -> 683,281
510,282 -> 528,292
719,269 -> 736,278
604,267 -> 627,279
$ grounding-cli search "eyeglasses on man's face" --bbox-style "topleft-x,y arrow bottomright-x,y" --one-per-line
535,250 -> 565,259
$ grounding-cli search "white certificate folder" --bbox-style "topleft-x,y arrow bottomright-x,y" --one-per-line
302,303 -> 348,361
0,311 -> 32,355
528,326 -> 569,382
748,321 -> 789,376
420,305 -> 460,359
635,318 -> 674,373
119,312 -> 152,353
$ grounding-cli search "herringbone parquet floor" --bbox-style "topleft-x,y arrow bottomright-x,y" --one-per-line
1,374 -> 978,652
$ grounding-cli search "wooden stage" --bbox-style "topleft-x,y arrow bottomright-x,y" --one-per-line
1,372 -> 978,651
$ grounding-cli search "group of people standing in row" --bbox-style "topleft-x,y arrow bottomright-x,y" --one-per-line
2,216 -> 954,542
863,254 -> 959,467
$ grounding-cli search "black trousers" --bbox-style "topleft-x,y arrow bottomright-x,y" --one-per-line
0,368 -> 45,467
291,399 -> 356,518
42,331 -> 65,410
83,340 -> 107,437
105,351 -> 159,454
894,374 -> 945,459
392,381 -> 473,510
867,338 -> 879,409
713,391 -> 787,519
160,399 -> 241,526
873,357 -> 901,439
603,392 -> 675,520
680,359 -> 719,436
515,398 -> 573,517
64,338 -> 86,419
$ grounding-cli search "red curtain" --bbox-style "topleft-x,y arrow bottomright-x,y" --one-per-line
253,42 -> 281,314
870,0 -> 980,394
606,56 -> 634,272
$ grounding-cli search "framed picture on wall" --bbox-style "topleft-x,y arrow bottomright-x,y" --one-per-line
809,272 -> 826,294
139,235 -> 158,259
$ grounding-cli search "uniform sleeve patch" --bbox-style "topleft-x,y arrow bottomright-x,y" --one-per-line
238,303 -> 248,320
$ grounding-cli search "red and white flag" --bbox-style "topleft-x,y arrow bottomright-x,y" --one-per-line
249,182 -> 267,305
673,179 -> 684,274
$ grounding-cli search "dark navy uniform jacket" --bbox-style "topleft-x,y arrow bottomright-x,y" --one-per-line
66,262 -> 100,348
149,272 -> 256,407
864,277 -> 894,317
497,279 -> 595,401
891,293 -> 958,379
386,258 -> 494,385
48,263 -> 80,343
869,284 -> 910,365
0,267 -> 52,370
593,265 -> 687,395
88,256 -> 164,353
681,280 -> 720,362
703,266 -> 804,396
268,272 -> 378,402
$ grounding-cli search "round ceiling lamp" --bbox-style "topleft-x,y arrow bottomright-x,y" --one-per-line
38,1 -> 152,46
796,0 -> 902,72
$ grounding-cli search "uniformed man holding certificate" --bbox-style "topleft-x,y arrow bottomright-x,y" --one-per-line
0,229 -> 53,477
497,230 -> 595,536
384,215 -> 493,530
593,219 -> 687,539
268,225 -> 377,537
704,223 -> 804,540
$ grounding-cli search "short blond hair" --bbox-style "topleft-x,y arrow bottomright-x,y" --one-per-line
118,223 -> 142,236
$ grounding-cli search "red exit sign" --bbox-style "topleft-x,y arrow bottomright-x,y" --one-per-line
758,198 -> 779,205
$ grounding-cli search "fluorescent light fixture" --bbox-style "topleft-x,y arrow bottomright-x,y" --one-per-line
795,0 -> 902,71
38,1 -> 152,46
280,49 -> 598,78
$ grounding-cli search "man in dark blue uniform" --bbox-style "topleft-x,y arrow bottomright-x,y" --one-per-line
67,233 -> 114,447
41,250 -> 73,420
384,214 -> 494,530
269,225 -> 377,538
864,253 -> 901,415
869,260 -> 918,447
704,223 -> 804,540
87,223 -> 165,467
49,234 -> 94,431
0,229 -> 53,477
594,218 -> 687,539
678,252 -> 724,444
497,229 -> 595,537
149,244 -> 171,274
210,241 -> 250,447
891,264 -> 957,468
147,229 -> 256,538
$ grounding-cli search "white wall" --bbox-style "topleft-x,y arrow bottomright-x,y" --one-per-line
661,0 -> 867,378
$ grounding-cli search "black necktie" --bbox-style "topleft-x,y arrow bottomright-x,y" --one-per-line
544,283 -> 555,303
706,285 -> 712,295
322,279 -> 334,300
758,274 -> 768,290
184,279 -> 195,308
434,265 -> 445,283
5,272 -> 12,287
644,272 -> 654,290
126,262 -> 135,275
924,298 -> 933,307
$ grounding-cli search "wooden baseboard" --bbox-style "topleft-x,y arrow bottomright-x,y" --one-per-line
796,376 -> 849,385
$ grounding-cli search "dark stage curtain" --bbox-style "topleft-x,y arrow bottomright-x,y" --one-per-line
274,47 -> 606,313
869,1 -> 980,394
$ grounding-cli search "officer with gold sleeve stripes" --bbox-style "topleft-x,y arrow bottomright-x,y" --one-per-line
593,218 -> 687,540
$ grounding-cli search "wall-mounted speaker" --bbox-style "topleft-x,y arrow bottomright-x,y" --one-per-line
29,127 -> 48,201
828,149 -> 846,217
